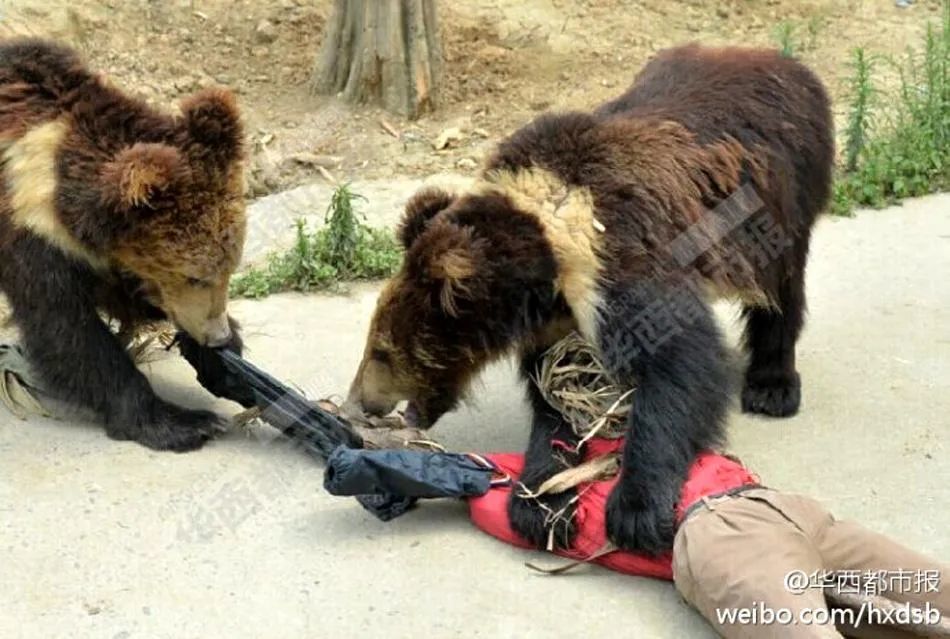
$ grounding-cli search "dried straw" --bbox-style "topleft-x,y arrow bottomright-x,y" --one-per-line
0,325 -> 177,420
534,331 -> 633,446
318,400 -> 444,451
534,453 -> 620,496
123,325 -> 178,364
0,345 -> 50,419
508,332 -> 634,553
230,399 -> 445,452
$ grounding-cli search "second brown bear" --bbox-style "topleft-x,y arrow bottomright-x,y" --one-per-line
347,44 -> 834,554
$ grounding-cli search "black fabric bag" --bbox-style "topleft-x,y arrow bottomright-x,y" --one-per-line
179,335 -> 492,521
325,447 -> 493,500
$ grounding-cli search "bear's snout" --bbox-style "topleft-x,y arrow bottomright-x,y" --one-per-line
203,314 -> 233,348
360,396 -> 398,418
346,355 -> 404,418
346,383 -> 397,418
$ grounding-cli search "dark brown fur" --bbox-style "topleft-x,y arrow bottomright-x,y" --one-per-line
0,39 -> 247,452
350,44 -> 834,553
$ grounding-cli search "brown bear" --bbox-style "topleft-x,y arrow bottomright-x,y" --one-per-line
0,39 -> 246,452
347,44 -> 834,554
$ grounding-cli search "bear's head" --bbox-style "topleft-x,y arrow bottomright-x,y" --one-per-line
95,88 -> 246,346
347,186 -> 561,428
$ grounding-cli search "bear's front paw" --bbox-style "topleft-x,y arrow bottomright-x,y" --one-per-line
508,487 -> 577,550
109,402 -> 225,453
742,371 -> 801,417
605,486 -> 675,555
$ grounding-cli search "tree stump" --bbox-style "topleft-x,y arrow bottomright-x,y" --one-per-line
311,0 -> 443,120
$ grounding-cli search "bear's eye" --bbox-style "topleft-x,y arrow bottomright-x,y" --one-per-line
186,276 -> 212,289
371,348 -> 391,364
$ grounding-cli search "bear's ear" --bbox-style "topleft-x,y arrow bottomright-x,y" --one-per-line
398,187 -> 457,249
415,220 -> 484,317
101,143 -> 183,209
180,87 -> 243,164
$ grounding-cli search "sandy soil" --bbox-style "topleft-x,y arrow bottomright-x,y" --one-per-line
0,0 -> 943,198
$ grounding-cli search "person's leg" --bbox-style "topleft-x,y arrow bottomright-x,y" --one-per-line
673,491 -> 842,639
818,518 -> 950,628
835,616 -> 931,639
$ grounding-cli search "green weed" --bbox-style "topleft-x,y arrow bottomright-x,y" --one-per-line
230,184 -> 403,298
842,48 -> 875,174
832,7 -> 949,215
772,15 -> 825,58
773,21 -> 798,57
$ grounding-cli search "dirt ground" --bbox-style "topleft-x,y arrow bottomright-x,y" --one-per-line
0,0 -> 943,198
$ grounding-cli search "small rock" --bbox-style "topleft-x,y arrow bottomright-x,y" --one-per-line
456,158 -> 478,170
254,19 -> 278,44
245,168 -> 278,198
716,7 -> 730,18
478,44 -> 509,61
433,126 -> 464,150
284,153 -> 342,168
173,77 -> 197,93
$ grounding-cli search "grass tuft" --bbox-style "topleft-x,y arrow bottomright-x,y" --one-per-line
772,16 -> 825,58
832,6 -> 949,216
230,184 -> 403,298
773,21 -> 798,58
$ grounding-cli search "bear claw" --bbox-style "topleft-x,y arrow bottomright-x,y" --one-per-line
605,487 -> 675,555
508,488 -> 577,550
108,403 -> 223,453
742,373 -> 801,417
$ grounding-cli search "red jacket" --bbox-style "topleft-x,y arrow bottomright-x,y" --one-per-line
469,438 -> 758,580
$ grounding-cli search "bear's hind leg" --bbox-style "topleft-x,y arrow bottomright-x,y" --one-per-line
507,348 -> 582,550
4,239 -> 222,451
741,243 -> 808,417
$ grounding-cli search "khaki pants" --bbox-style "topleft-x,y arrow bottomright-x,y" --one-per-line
672,488 -> 950,639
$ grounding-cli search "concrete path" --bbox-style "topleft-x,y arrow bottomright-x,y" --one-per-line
1,194 -> 948,639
